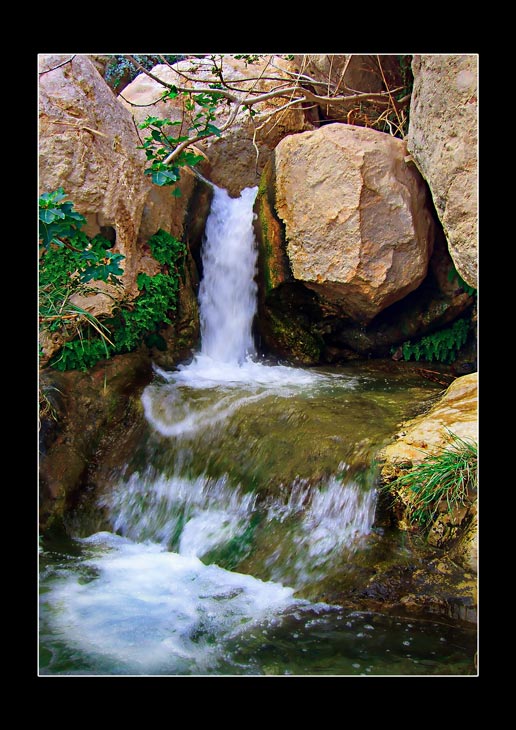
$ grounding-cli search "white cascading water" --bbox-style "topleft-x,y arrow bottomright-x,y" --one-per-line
198,185 -> 258,364
40,182 -> 379,676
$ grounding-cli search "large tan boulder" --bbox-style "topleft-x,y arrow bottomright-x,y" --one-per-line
380,372 -> 477,466
407,55 -> 478,289
39,54 -> 201,366
39,54 -> 151,297
380,372 -> 478,574
265,123 -> 435,324
120,56 -> 313,196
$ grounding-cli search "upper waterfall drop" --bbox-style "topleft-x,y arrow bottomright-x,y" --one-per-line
198,185 -> 259,364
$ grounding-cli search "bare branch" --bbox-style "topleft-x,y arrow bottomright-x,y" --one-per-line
119,92 -> 165,107
39,55 -> 76,75
252,95 -> 307,121
376,55 -> 405,136
162,133 -> 209,166
333,56 -> 351,96
129,54 -> 411,177
132,117 -> 145,146
158,55 -> 176,71
124,55 -> 177,90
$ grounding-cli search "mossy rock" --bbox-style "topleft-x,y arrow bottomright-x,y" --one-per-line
264,309 -> 323,365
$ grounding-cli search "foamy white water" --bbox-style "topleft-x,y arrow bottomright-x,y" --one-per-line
42,532 -> 307,674
161,183 -> 354,389
102,472 -> 256,554
198,186 -> 258,364
298,476 -> 377,562
102,468 -> 377,586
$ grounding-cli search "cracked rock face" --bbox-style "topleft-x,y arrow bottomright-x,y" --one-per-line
271,124 -> 435,324
407,55 -> 477,289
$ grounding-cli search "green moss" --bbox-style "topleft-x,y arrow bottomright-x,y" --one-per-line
255,165 -> 291,297
268,310 -> 323,363
258,203 -> 274,296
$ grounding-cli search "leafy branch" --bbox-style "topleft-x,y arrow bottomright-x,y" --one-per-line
119,54 -> 412,189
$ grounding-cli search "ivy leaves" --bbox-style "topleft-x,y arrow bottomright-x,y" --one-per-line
80,249 -> 125,284
43,224 -> 188,372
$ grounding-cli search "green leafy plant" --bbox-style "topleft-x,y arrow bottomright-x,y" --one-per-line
39,189 -> 125,284
146,228 -> 186,268
233,54 -> 262,65
394,318 -> 470,364
138,89 -> 222,192
39,190 -> 125,367
384,431 -> 477,531
39,188 -> 86,249
47,229 -> 187,371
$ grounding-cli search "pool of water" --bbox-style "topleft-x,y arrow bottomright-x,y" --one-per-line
39,361 -> 476,676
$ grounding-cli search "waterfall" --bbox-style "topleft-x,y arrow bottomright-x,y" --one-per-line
198,185 -> 258,364
41,183 -> 411,677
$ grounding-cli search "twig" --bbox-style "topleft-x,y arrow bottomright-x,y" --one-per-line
376,55 -> 405,137
333,55 -> 352,96
39,55 -> 76,75
132,116 -> 145,146
48,120 -> 109,138
124,54 -> 177,90
119,92 -> 165,107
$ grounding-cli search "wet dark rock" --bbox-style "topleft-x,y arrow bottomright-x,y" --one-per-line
39,351 -> 154,534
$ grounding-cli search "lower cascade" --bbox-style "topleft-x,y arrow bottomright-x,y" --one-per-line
39,185 -> 476,676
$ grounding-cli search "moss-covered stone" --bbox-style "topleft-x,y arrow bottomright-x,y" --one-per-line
254,160 -> 291,296
39,350 -> 154,534
264,309 -> 323,365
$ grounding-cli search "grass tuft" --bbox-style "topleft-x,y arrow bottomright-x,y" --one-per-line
384,430 -> 477,531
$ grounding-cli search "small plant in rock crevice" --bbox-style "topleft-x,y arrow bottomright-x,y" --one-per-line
382,431 -> 477,533
393,317 -> 471,365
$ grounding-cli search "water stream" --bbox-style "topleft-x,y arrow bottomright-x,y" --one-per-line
39,185 -> 476,676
